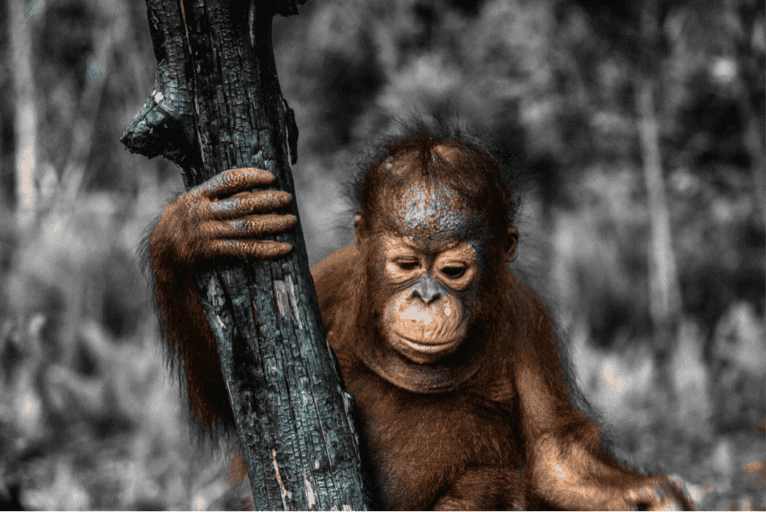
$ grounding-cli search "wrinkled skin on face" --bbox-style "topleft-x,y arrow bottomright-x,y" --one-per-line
373,178 -> 501,368
347,177 -> 508,394
379,233 -> 479,364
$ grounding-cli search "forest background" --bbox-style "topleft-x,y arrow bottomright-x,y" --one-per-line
0,0 -> 763,509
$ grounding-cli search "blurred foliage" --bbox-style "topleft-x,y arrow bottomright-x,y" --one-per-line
0,0 -> 763,509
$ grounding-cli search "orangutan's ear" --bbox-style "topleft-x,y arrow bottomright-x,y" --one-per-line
505,227 -> 518,262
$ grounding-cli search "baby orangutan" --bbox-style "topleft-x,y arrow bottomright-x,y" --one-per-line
148,125 -> 692,510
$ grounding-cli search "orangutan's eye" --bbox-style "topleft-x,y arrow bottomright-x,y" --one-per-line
440,266 -> 466,279
397,260 -> 419,271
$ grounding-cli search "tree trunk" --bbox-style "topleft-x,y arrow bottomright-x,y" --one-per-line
10,0 -> 39,229
744,113 -> 765,281
636,0 -> 681,394
122,1 -> 368,509
636,79 -> 681,334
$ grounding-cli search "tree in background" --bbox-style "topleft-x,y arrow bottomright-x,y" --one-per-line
9,0 -> 40,229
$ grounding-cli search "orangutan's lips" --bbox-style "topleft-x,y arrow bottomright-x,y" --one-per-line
397,334 -> 456,352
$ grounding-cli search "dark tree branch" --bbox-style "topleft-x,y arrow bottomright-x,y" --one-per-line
122,1 -> 368,509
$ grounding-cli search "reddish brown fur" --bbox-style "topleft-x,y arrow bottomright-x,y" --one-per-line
315,244 -> 527,509
314,244 -> 667,509
150,196 -> 233,429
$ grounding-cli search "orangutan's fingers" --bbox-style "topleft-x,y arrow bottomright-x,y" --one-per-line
209,190 -> 292,219
201,168 -> 277,198
200,214 -> 297,239
204,239 -> 293,260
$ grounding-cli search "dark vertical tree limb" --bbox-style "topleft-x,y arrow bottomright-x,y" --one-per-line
122,1 -> 368,509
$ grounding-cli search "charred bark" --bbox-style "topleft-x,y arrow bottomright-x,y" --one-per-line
122,1 -> 368,509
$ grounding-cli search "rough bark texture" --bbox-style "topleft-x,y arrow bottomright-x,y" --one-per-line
122,1 -> 368,509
